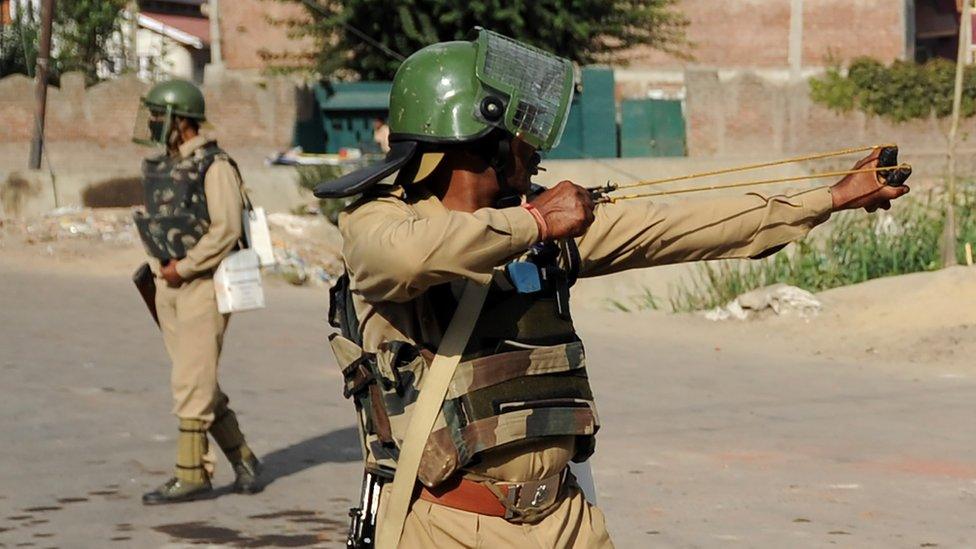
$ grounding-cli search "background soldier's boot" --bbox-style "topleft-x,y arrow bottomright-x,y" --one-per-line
142,419 -> 213,505
209,403 -> 263,494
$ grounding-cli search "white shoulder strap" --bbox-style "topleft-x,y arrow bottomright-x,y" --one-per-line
375,281 -> 490,548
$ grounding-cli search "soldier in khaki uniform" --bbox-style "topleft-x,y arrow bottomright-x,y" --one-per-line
319,31 -> 910,548
131,80 -> 262,504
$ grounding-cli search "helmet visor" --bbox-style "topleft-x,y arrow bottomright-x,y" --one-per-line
474,28 -> 575,151
132,102 -> 172,147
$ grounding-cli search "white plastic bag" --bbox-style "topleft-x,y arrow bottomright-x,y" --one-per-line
243,206 -> 276,267
568,461 -> 598,505
214,249 -> 265,314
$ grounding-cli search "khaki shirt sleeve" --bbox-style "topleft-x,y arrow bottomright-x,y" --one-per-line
577,186 -> 833,278
175,159 -> 244,279
341,198 -> 539,303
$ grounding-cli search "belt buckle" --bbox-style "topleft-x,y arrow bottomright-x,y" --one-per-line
504,473 -> 561,519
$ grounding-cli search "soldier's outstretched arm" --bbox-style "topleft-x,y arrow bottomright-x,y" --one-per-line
576,150 -> 909,278
340,198 -> 539,303
175,160 -> 245,279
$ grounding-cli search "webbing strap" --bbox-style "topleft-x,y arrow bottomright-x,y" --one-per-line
374,281 -> 490,549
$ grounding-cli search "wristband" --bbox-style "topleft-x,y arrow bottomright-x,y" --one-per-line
521,203 -> 549,241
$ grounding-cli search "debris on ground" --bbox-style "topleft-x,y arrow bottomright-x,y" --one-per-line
2,206 -> 139,246
2,207 -> 345,287
705,283 -> 822,321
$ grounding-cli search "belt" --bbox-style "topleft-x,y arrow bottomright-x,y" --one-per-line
418,470 -> 564,519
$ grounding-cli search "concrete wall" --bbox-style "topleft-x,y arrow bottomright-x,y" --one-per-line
0,71 -> 296,148
0,71 -> 306,218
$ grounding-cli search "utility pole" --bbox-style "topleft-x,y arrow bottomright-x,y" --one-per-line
208,0 -> 222,67
944,0 -> 972,267
28,0 -> 55,170
128,0 -> 140,72
788,0 -> 804,82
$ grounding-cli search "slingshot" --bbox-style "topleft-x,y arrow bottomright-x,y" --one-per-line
589,144 -> 913,203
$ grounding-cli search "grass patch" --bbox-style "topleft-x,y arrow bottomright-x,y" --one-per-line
663,184 -> 976,313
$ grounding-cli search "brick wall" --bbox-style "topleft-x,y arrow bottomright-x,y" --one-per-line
217,0 -> 313,72
0,71 -> 297,149
684,69 -> 973,158
623,0 -> 907,70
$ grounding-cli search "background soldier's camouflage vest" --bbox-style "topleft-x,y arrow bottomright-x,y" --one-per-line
133,142 -> 226,260
329,238 -> 600,488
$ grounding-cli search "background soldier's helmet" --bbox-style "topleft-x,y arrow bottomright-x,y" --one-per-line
314,28 -> 576,198
133,79 -> 207,146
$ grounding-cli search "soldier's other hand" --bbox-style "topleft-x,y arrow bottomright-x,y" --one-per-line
829,149 -> 910,212
530,180 -> 595,239
161,260 -> 184,287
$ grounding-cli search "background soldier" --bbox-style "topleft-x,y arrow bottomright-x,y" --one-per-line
132,80 -> 262,504
319,30 -> 910,548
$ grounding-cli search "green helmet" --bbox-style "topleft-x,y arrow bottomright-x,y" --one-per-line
133,79 -> 206,146
315,28 -> 575,198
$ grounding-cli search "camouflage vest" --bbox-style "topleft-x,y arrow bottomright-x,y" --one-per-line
329,238 -> 599,488
133,142 -> 226,261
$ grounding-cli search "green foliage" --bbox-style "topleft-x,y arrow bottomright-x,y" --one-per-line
54,0 -> 128,84
266,0 -> 689,80
294,163 -> 352,223
606,286 -> 660,313
0,0 -> 126,84
0,7 -> 39,77
664,186 -> 976,313
810,57 -> 976,122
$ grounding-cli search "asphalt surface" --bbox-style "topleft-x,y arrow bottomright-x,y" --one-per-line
1,263 -> 973,548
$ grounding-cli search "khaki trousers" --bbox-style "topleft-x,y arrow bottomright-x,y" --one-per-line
155,276 -> 229,470
380,484 -> 614,549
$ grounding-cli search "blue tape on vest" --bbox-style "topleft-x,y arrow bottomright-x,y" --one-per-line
506,261 -> 542,294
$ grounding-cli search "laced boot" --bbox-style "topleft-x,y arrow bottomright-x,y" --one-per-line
142,419 -> 213,505
209,404 -> 264,494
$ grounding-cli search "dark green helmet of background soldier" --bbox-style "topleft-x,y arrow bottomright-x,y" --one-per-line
143,79 -> 206,119
133,79 -> 206,147
314,28 -> 575,198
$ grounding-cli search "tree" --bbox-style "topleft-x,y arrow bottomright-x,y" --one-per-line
0,4 -> 39,78
0,0 -> 126,84
54,0 -> 128,84
265,0 -> 689,80
810,57 -> 976,265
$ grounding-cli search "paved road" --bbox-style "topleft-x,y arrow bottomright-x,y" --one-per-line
1,264 -> 973,548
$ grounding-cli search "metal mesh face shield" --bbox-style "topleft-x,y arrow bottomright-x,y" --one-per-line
473,28 -> 575,151
132,102 -> 172,147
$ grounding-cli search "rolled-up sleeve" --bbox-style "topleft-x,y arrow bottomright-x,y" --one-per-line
577,186 -> 833,278
341,198 -> 539,302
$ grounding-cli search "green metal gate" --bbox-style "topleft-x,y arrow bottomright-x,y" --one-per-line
620,99 -> 687,157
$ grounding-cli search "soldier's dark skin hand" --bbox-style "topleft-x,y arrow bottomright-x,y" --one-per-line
161,260 -> 184,287
830,149 -> 910,212
530,180 -> 596,239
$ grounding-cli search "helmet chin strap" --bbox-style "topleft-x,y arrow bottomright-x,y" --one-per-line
490,136 -> 511,189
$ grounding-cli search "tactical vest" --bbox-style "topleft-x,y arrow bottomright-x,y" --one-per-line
329,234 -> 600,488
133,142 -> 226,261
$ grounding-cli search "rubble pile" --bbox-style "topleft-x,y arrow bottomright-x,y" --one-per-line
705,283 -> 823,321
2,206 -> 139,247
1,208 -> 345,287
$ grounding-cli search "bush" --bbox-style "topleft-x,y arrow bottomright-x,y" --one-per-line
294,164 -> 352,224
809,57 -> 976,122
666,184 -> 975,312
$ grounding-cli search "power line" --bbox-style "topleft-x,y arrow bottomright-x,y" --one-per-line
299,0 -> 406,63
